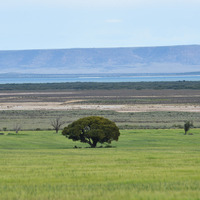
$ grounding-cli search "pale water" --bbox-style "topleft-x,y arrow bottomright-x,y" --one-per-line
0,74 -> 200,84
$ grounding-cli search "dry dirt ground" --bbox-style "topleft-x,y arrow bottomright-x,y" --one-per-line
1,89 -> 200,112
1,102 -> 200,112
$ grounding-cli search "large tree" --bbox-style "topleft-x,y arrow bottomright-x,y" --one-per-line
62,116 -> 120,148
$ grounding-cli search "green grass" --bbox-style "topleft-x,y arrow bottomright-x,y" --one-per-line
0,129 -> 200,200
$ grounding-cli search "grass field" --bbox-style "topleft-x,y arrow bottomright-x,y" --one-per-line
0,129 -> 200,200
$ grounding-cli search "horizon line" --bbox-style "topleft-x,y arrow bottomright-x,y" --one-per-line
0,44 -> 199,52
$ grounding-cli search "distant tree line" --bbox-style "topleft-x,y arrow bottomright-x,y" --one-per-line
1,81 -> 200,91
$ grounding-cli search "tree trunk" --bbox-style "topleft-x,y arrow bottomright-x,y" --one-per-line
91,140 -> 98,148
185,130 -> 187,135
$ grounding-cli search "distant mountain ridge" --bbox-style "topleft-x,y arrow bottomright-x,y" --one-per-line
0,45 -> 200,74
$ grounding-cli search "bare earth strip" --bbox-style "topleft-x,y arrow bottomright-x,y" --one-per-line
1,89 -> 200,112
1,102 -> 200,112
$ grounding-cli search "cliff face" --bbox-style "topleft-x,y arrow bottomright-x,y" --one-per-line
0,45 -> 200,74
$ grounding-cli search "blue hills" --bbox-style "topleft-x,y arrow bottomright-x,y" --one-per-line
0,45 -> 200,74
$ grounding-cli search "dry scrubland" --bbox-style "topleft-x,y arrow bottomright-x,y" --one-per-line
1,89 -> 200,129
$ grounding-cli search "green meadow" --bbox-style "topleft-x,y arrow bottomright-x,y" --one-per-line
0,129 -> 200,200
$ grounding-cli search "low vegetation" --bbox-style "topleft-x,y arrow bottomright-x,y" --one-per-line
0,129 -> 199,200
1,81 -> 200,91
0,110 -> 200,130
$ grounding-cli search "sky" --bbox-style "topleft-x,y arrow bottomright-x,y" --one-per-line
0,0 -> 200,50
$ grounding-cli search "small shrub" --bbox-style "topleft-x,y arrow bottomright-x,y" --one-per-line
184,121 -> 193,135
172,124 -> 183,129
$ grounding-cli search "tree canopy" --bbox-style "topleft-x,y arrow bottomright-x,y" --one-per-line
62,116 -> 120,148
